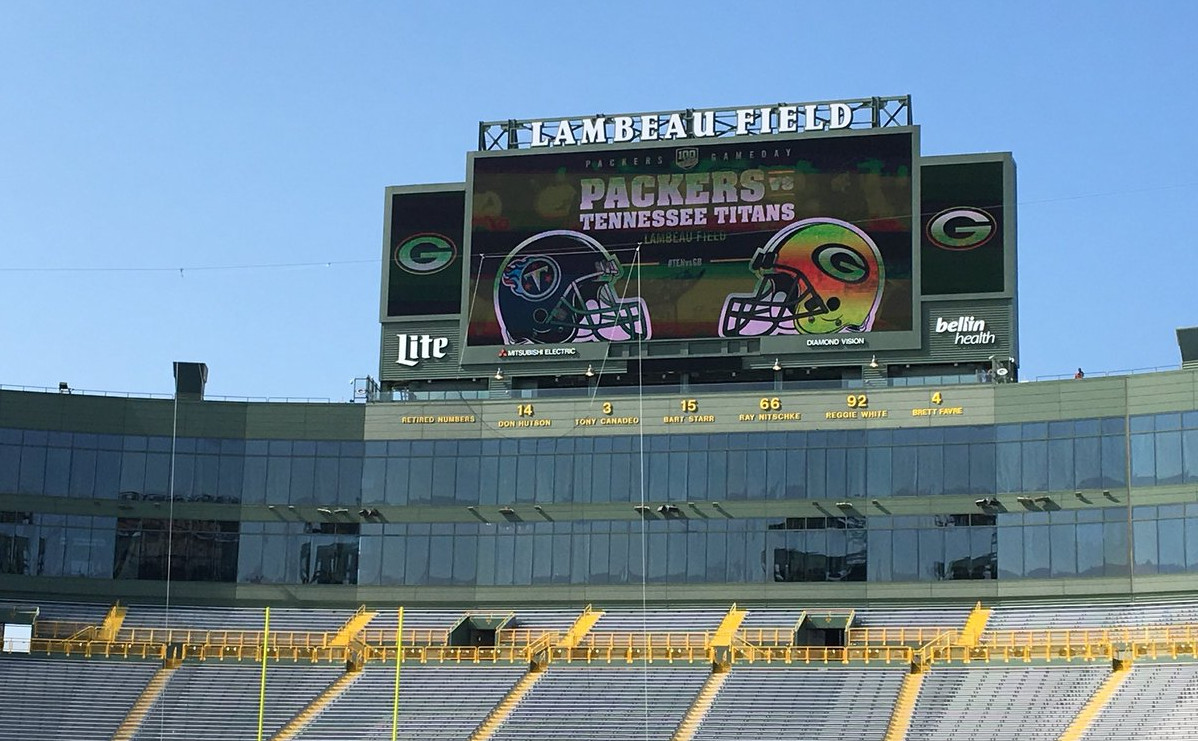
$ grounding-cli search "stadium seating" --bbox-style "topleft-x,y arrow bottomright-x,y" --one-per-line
0,655 -> 157,740
130,663 -> 342,740
1082,663 -> 1198,740
692,667 -> 906,740
905,666 -> 1108,740
292,665 -> 525,740
12,599 -> 1198,740
489,665 -> 709,741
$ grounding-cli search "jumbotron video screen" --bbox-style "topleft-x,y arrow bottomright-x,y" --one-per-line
464,129 -> 915,346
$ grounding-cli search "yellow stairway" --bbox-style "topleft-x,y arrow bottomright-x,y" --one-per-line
269,668 -> 362,741
467,667 -> 544,741
959,602 -> 991,647
326,605 -> 378,647
671,668 -> 730,741
882,668 -> 924,741
556,605 -> 605,649
1057,661 -> 1132,741
111,662 -> 178,741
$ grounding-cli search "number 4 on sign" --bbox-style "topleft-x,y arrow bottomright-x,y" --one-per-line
931,392 -> 943,405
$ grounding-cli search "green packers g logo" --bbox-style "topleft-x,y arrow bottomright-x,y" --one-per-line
927,207 -> 996,251
394,233 -> 458,274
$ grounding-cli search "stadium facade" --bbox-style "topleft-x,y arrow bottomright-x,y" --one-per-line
2,95 -> 1197,609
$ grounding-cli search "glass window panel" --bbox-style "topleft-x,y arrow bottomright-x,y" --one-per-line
241,456 -> 267,504
493,524 -> 515,586
891,530 -> 918,581
745,526 -> 766,583
533,530 -> 554,585
431,457 -> 457,506
337,457 -> 363,505
1074,437 -> 1102,490
478,457 -> 498,506
1021,441 -> 1048,492
475,529 -> 496,586
1022,422 -> 1048,440
514,452 -> 539,504
845,448 -> 866,498
866,447 -> 892,499
705,521 -> 727,582
18,444 -> 47,494
824,448 -> 847,500
1186,517 -> 1198,573
725,528 -> 747,583
404,525 -> 430,585
744,450 -> 766,500
42,448 -> 70,496
497,456 -> 518,504
454,456 -> 480,506
868,529 -> 892,582
686,527 -> 706,582
785,449 -> 805,499
529,454 -> 553,504
919,528 -> 943,581
1050,523 -> 1077,577
384,458 -> 409,505
943,527 -> 971,580
0,444 -> 21,492
361,458 -> 386,503
1133,519 -> 1158,575
266,457 -> 291,503
1101,436 -> 1127,488
68,448 -> 97,498
969,443 -> 996,495
589,453 -> 612,504
892,447 -> 918,496
915,446 -> 944,496
707,451 -> 728,501
1024,525 -> 1051,578
552,527 -> 571,584
572,452 -> 592,504
609,525 -> 629,584
1075,522 -> 1104,576
996,442 -> 1021,494
408,458 -> 433,505
726,450 -> 747,500
1130,434 -> 1156,486
1129,415 -> 1155,433
1184,430 -> 1198,484
765,450 -> 787,499
289,457 -> 315,503
588,524 -> 610,585
1047,439 -> 1074,492
805,449 -> 827,500
1158,518 -> 1185,574
943,445 -> 970,495
1156,431 -> 1184,485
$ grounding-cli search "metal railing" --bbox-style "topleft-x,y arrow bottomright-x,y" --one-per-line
847,626 -> 958,646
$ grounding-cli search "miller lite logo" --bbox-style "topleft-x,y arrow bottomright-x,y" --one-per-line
675,148 -> 699,170
396,334 -> 450,367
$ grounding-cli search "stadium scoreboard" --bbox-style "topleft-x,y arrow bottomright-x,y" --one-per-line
378,95 -> 1017,398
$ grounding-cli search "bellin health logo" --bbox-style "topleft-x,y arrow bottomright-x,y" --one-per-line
935,316 -> 995,345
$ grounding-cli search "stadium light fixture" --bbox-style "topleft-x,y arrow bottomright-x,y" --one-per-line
585,364 -> 595,377
772,358 -> 782,372
869,355 -> 879,369
835,501 -> 853,509
58,381 -> 70,393
494,368 -> 504,381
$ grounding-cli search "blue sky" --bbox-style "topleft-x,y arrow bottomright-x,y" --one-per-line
2,2 -> 1195,399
